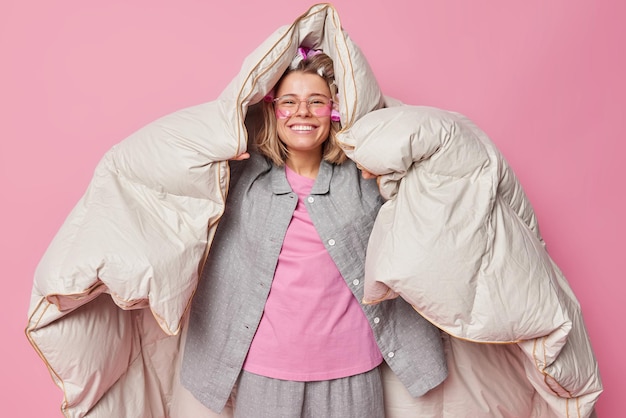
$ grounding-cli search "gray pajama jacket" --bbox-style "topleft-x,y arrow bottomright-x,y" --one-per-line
181,153 -> 448,413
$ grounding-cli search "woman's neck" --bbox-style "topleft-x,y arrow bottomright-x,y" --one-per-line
285,152 -> 322,179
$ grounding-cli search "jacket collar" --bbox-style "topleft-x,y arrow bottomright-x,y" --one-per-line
270,160 -> 333,195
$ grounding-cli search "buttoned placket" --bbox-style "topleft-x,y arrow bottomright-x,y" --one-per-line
306,197 -> 394,364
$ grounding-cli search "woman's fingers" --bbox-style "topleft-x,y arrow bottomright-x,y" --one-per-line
231,152 -> 250,161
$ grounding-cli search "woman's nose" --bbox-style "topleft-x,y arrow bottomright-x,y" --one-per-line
294,100 -> 312,115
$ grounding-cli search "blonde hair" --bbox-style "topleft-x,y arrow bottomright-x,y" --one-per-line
256,53 -> 346,166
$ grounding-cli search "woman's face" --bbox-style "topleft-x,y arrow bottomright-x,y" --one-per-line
274,71 -> 332,160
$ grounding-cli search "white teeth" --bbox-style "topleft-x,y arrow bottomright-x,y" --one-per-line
291,125 -> 314,131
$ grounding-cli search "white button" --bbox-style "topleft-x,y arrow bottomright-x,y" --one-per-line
352,279 -> 360,286
307,196 -> 315,203
328,239 -> 336,246
388,352 -> 395,358
373,317 -> 380,324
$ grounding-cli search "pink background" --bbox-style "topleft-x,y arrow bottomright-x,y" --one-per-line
1,1 -> 623,416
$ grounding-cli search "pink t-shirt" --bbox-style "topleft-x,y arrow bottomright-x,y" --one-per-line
242,166 -> 382,381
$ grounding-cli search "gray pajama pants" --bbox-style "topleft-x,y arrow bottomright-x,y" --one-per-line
232,366 -> 385,418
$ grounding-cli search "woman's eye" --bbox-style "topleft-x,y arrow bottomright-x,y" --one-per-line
310,99 -> 326,106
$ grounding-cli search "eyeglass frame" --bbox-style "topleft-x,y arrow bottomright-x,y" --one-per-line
272,94 -> 335,116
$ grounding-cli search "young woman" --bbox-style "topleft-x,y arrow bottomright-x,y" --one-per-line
181,51 -> 447,418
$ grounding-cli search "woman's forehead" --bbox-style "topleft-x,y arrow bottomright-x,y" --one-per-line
276,72 -> 331,96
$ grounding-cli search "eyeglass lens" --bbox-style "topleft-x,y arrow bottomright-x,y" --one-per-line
274,95 -> 332,119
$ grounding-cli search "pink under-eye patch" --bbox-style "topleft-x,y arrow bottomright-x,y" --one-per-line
275,108 -> 293,119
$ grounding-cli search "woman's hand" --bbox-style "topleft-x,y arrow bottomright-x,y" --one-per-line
356,163 -> 377,179
360,169 -> 377,179
231,152 -> 250,161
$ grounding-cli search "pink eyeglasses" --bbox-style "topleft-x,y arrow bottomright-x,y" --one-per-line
273,94 -> 333,118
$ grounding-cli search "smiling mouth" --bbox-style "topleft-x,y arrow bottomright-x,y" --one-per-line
290,125 -> 315,132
